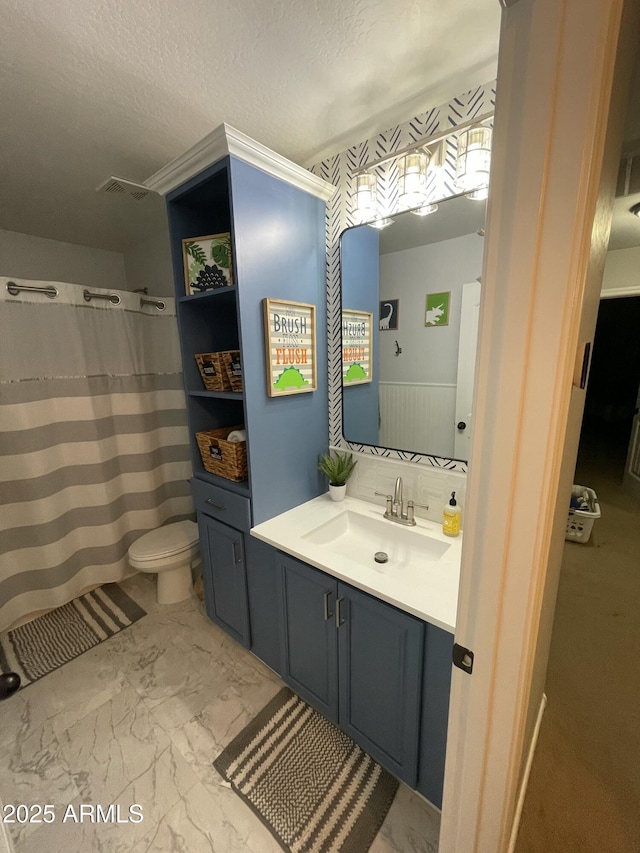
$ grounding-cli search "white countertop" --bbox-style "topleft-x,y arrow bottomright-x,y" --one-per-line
251,493 -> 460,633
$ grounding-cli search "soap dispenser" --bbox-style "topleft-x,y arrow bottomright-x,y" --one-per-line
442,491 -> 461,537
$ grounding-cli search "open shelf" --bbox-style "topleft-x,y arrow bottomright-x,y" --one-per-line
178,285 -> 238,303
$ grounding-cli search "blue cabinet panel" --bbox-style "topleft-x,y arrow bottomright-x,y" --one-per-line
245,536 -> 283,675
337,582 -> 424,787
280,554 -> 338,722
191,477 -> 251,531
198,514 -> 250,647
340,225 -> 380,446
417,622 -> 454,808
229,157 -> 328,525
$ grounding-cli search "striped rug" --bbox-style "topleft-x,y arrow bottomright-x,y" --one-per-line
0,583 -> 146,688
214,687 -> 399,853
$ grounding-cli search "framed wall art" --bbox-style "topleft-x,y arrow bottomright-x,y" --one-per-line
342,309 -> 373,385
263,298 -> 317,396
425,291 -> 450,327
182,232 -> 234,294
378,299 -> 399,330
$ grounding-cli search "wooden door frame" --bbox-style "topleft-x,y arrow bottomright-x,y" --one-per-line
439,1 -> 639,851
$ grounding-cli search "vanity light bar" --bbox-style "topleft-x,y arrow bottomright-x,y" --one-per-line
351,110 -> 494,176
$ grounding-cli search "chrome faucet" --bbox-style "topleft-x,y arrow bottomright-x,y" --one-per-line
375,477 -> 428,527
393,477 -> 403,517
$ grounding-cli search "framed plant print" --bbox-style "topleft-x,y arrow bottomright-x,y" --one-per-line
182,233 -> 233,294
263,298 -> 317,396
342,309 -> 373,385
425,291 -> 450,326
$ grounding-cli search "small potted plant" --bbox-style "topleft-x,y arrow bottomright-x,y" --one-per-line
317,450 -> 357,502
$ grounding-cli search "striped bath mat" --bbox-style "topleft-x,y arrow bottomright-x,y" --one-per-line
0,583 -> 146,688
214,687 -> 399,853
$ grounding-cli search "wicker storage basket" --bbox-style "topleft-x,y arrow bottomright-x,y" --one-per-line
194,352 -> 230,391
222,350 -> 243,392
196,425 -> 247,481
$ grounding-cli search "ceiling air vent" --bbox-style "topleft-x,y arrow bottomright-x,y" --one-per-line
95,176 -> 155,201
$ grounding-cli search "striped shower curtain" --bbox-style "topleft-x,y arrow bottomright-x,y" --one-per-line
0,278 -> 193,631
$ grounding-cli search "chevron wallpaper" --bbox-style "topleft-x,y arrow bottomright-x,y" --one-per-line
310,80 -> 496,476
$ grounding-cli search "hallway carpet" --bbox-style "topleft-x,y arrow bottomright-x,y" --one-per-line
515,456 -> 640,853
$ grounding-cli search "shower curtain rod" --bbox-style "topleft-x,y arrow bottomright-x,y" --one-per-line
6,281 -> 166,310
83,288 -> 121,304
6,281 -> 58,298
141,296 -> 166,310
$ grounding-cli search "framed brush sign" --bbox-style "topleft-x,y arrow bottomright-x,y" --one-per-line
342,309 -> 373,385
263,298 -> 317,396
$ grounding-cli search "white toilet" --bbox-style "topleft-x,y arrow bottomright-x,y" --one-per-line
128,520 -> 200,605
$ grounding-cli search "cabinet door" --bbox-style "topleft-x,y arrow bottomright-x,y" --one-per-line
198,514 -> 250,647
280,555 -> 338,722
417,622 -> 454,808
337,583 -> 424,787
245,536 -> 283,675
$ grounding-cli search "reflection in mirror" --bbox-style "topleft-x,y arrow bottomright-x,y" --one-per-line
340,193 -> 486,462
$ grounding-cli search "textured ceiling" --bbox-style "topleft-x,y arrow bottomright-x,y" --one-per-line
0,0 -> 501,252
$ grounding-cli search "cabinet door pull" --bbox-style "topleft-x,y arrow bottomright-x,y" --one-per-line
205,499 -> 226,511
335,597 -> 345,628
323,590 -> 334,621
232,541 -> 242,565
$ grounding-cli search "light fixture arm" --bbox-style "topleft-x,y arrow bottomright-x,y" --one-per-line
351,109 -> 494,176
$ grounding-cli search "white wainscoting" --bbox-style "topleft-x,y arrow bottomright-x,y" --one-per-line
379,381 -> 457,461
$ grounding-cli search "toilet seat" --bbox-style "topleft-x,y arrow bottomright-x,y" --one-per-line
129,520 -> 199,565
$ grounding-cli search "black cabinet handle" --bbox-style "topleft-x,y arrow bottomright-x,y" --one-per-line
323,591 -> 334,621
232,541 -> 242,565
205,499 -> 226,511
335,597 -> 345,628
457,421 -> 467,431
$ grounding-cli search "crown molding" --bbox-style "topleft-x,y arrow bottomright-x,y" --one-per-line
145,123 -> 335,200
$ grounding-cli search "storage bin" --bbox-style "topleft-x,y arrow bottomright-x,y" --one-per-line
196,425 -> 248,481
221,350 -> 243,392
565,484 -> 601,543
195,352 -> 229,391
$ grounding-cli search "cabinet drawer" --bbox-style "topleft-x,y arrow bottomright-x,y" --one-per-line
191,477 -> 251,531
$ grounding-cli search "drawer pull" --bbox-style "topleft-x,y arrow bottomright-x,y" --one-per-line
205,499 -> 226,511
323,591 -> 333,621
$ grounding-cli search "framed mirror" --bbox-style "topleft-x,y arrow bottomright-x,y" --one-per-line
340,193 -> 486,463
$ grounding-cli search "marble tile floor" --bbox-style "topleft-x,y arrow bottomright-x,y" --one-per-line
0,574 -> 440,853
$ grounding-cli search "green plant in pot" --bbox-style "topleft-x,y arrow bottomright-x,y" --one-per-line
317,451 -> 357,501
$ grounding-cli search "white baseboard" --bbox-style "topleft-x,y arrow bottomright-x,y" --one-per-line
507,692 -> 548,853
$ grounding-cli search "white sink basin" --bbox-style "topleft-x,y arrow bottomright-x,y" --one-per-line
302,509 -> 450,571
251,494 -> 461,631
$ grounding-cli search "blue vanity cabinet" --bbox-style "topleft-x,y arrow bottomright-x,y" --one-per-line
197,512 -> 250,647
280,554 -> 339,722
417,622 -> 454,809
279,552 -> 425,788
337,583 -> 424,788
244,535 -> 284,675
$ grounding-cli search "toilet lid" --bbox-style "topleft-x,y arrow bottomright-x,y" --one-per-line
129,520 -> 199,561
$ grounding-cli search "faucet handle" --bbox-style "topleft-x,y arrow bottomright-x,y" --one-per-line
406,501 -> 415,524
375,492 -> 393,514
